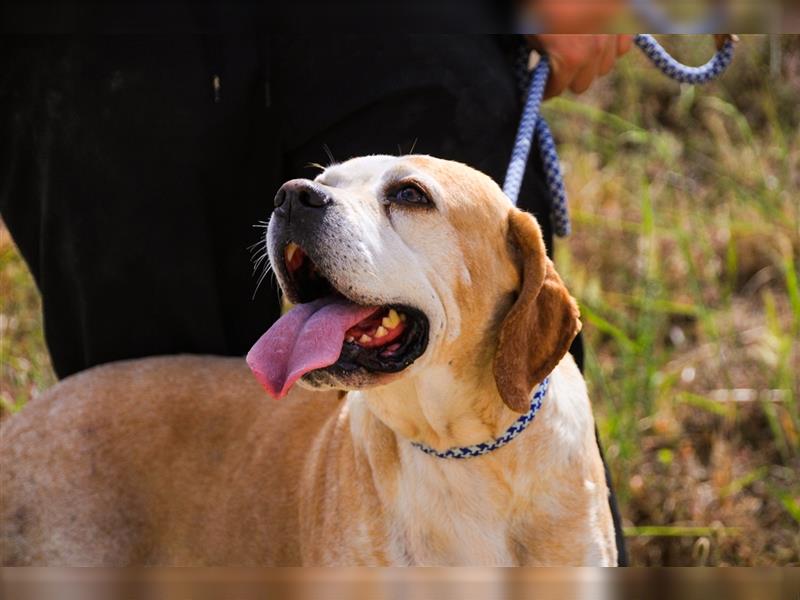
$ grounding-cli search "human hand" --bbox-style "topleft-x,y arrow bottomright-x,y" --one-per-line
527,35 -> 634,98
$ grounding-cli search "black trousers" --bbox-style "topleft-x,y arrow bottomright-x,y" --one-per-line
1,33 -> 626,564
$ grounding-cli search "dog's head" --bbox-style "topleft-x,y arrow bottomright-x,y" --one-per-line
248,155 -> 580,412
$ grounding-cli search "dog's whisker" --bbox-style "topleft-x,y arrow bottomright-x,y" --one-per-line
248,228 -> 269,256
322,144 -> 336,166
248,238 -> 266,252
250,237 -> 274,298
251,263 -> 276,300
251,247 -> 270,268
252,254 -> 270,273
250,250 -> 268,266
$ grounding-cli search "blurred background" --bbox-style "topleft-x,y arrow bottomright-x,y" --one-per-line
1,34 -> 798,566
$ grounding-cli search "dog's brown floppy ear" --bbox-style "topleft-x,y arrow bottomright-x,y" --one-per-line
493,209 -> 582,413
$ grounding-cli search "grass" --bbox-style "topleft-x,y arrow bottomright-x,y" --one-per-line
0,226 -> 55,415
1,35 -> 798,566
548,35 -> 799,565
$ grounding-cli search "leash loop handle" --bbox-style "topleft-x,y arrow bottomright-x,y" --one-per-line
633,34 -> 736,84
504,35 -> 736,238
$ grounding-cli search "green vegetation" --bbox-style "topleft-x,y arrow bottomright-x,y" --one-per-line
0,227 -> 55,414
548,35 -> 799,565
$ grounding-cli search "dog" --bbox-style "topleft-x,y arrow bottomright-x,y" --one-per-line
0,155 -> 617,566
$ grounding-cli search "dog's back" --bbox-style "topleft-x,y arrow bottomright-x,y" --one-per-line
0,355 -> 340,566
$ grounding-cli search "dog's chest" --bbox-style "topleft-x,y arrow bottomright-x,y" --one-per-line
392,513 -> 513,566
388,459 -> 523,566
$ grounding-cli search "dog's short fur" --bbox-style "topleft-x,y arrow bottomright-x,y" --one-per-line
0,155 -> 616,566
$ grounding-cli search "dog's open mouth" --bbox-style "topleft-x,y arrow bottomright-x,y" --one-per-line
284,242 -> 429,372
246,241 -> 429,399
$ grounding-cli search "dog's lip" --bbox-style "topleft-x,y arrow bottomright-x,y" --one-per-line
276,240 -> 396,309
270,240 -> 430,376
279,241 -> 336,305
317,304 -> 429,376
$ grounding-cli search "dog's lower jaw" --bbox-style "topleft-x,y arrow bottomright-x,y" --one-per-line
343,356 -> 618,566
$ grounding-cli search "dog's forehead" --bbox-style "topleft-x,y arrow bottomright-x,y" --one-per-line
316,155 -> 507,210
316,155 -> 403,188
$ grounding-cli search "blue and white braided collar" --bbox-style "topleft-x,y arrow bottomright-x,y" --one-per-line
411,377 -> 549,460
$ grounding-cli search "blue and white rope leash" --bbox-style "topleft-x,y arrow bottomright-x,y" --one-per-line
412,377 -> 550,459
504,34 -> 736,237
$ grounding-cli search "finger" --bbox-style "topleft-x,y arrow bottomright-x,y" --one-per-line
558,35 -> 603,95
598,37 -> 617,76
569,60 -> 598,94
617,34 -> 634,56
544,54 -> 573,99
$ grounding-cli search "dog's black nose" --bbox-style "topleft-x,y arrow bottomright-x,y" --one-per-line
274,180 -> 331,212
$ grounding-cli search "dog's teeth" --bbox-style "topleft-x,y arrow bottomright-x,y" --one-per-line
359,334 -> 372,343
346,336 -> 355,343
375,326 -> 388,338
383,309 -> 401,329
399,313 -> 407,322
285,242 -> 299,262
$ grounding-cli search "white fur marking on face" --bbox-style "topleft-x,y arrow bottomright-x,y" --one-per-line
304,156 -> 469,356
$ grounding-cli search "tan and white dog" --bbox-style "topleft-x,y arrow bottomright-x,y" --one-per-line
0,155 -> 616,566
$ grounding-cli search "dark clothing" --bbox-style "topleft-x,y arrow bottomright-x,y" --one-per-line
2,34 -> 554,376
1,31 -> 625,564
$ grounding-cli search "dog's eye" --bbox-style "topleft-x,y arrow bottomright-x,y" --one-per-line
390,185 -> 431,207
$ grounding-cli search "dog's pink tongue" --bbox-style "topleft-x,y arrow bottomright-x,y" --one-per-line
247,297 -> 377,399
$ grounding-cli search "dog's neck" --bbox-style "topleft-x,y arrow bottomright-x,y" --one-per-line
352,364 -> 524,452
343,357 -> 605,565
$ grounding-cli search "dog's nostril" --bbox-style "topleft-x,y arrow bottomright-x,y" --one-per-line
298,187 -> 329,208
275,179 -> 331,212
